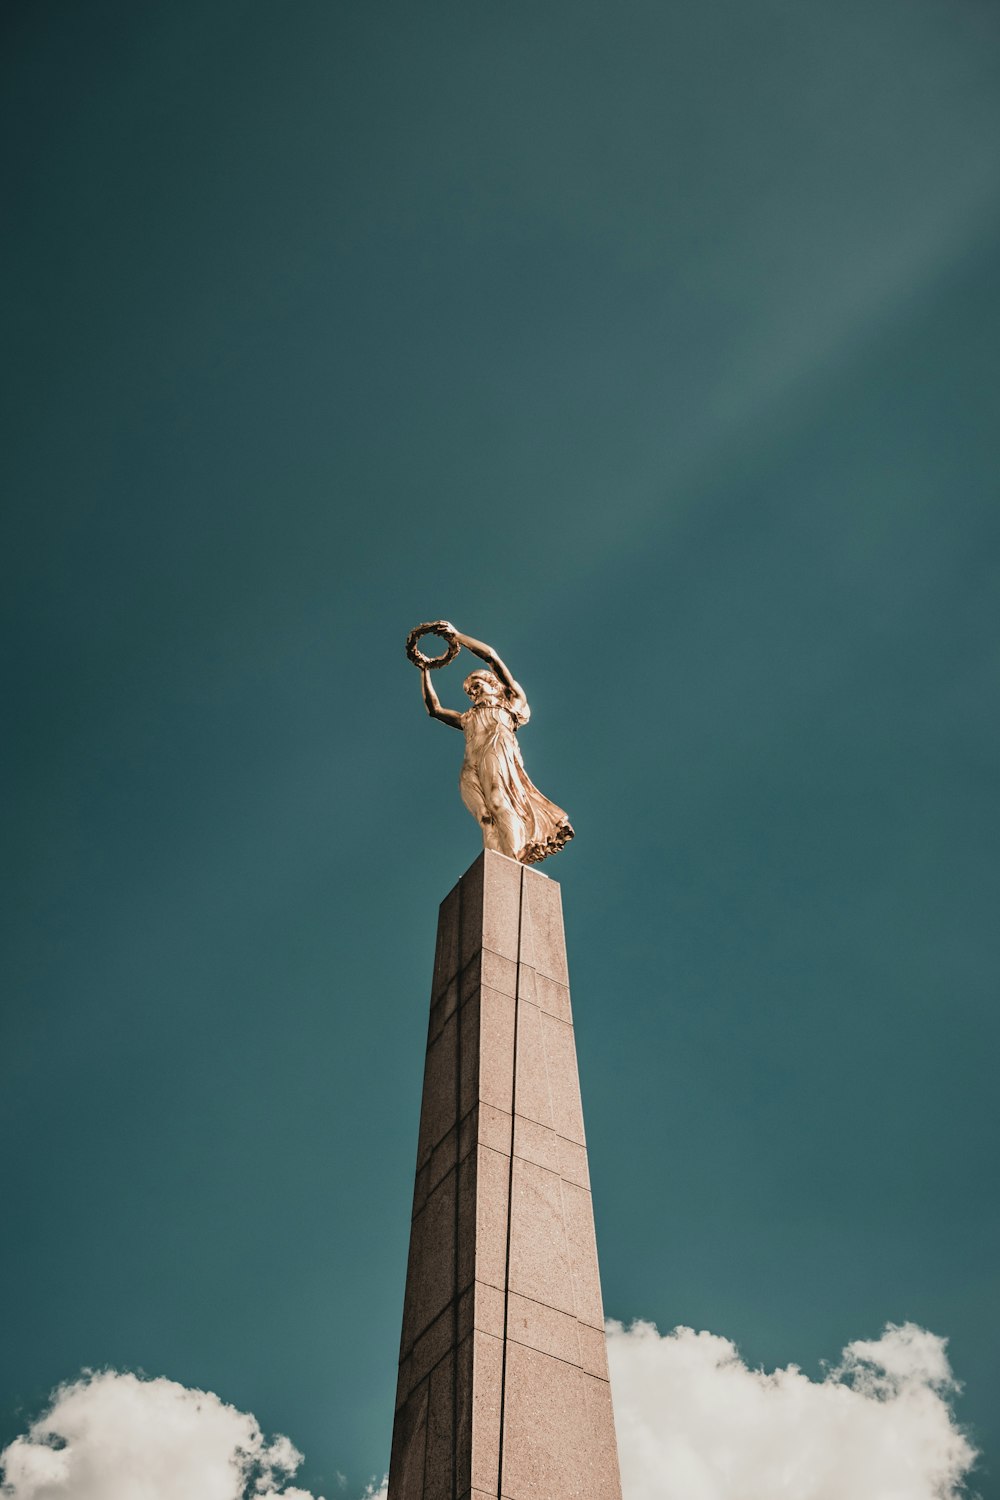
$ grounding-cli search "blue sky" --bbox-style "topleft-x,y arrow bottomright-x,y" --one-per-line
3,3 -> 999,1496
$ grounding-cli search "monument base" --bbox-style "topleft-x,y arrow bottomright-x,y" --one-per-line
389,851 -> 622,1500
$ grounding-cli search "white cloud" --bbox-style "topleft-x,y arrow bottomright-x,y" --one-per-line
0,1370 -> 321,1500
606,1319 -> 978,1500
1,1323 -> 976,1500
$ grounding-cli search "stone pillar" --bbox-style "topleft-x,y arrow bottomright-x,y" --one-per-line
388,851 -> 623,1500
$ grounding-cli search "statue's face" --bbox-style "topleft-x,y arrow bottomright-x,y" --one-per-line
466,673 -> 499,703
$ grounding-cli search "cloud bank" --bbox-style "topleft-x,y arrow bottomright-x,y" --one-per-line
0,1371 -> 320,1500
0,1322 -> 977,1500
607,1319 -> 977,1500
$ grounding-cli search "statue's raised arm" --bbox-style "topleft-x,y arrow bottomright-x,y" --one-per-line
406,620 -> 573,866
445,628 -> 525,708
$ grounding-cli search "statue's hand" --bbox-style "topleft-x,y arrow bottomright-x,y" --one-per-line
434,620 -> 457,638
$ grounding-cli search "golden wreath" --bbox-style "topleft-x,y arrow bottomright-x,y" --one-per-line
406,621 -> 461,670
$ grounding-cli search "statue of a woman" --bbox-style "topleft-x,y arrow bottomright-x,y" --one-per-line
409,622 -> 574,865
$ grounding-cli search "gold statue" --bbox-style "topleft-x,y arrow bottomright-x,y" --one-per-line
407,621 -> 574,865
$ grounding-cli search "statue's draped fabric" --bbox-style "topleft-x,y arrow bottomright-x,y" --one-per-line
459,698 -> 573,864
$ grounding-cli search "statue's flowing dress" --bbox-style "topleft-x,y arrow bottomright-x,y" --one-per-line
459,693 -> 574,864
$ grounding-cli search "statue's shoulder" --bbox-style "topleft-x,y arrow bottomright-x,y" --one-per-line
506,686 -> 530,727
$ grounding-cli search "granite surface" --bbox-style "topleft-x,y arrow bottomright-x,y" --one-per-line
388,852 -> 623,1500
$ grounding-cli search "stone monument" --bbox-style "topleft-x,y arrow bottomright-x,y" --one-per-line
389,625 -> 622,1500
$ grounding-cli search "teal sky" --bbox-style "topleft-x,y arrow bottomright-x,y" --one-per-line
3,1 -> 999,1494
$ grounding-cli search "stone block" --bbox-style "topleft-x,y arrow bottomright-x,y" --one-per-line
476,1103 -> 512,1158
577,1321 -> 611,1380
458,857 -> 484,971
475,987 -> 516,1115
432,883 -> 461,997
481,852 -> 522,962
457,1279 -> 505,1343
401,1169 -> 456,1355
513,962 -> 535,1004
539,1009 -> 586,1145
506,1291 -> 582,1366
562,1179 -> 605,1331
427,1125 -> 458,1196
481,947 -> 517,998
457,1284 -> 473,1345
394,1353 -> 412,1412
498,1344 -> 621,1500
474,1280 -> 505,1339
458,993 -> 480,1120
388,1382 -> 429,1500
458,952 -> 481,1004
510,1114 -> 589,1191
427,978 -> 459,1045
498,1343 -> 590,1500
510,1000 -> 551,1131
520,866 -> 569,984
471,1144 -> 511,1294
513,1001 -> 586,1145
416,1011 -> 458,1168
410,1304 -> 457,1392
507,1155 -> 575,1318
411,1160 -> 431,1222
455,1149 -> 477,1295
469,1331 -> 503,1495
582,1371 -> 625,1497
510,1119 -> 588,1191
422,1349 -> 456,1500
512,1113 -> 563,1177
558,1134 -> 590,1190
533,970 -> 572,1024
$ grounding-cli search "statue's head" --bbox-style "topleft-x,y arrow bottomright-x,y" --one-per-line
463,670 -> 502,704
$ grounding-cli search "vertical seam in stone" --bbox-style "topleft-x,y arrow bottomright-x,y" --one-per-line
451,871 -> 464,1500
496,861 -> 524,1500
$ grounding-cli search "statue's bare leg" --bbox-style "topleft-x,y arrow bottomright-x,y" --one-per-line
461,762 -> 525,861
484,781 -> 524,862
461,774 -> 502,852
